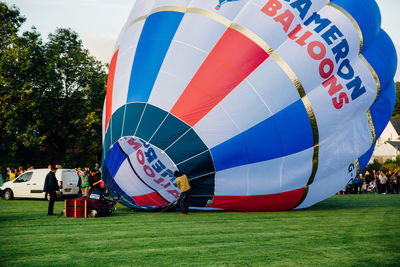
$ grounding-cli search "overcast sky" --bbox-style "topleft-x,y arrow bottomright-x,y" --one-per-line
4,0 -> 400,81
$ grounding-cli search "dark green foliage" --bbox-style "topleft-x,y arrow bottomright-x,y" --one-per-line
393,81 -> 400,118
364,159 -> 382,174
380,155 -> 400,172
0,2 -> 107,169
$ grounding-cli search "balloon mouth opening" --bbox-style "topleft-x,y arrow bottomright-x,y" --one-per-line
111,136 -> 180,207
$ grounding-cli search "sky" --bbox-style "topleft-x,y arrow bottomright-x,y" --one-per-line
4,0 -> 400,81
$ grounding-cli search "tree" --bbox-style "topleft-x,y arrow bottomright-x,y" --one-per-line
364,159 -> 382,175
40,28 -> 107,167
392,81 -> 400,118
0,3 -> 47,166
0,3 -> 107,169
0,2 -> 25,53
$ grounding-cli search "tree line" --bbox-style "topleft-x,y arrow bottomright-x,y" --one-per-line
392,81 -> 400,119
0,2 -> 107,168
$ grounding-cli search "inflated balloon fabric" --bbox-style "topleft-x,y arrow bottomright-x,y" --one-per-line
101,0 -> 397,211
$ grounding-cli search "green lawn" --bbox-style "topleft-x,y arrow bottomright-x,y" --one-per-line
0,194 -> 399,266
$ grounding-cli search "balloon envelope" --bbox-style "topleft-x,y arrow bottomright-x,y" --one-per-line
102,0 -> 397,211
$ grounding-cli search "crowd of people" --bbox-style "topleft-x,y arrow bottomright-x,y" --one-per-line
339,170 -> 400,195
0,163 -> 105,196
2,164 -> 400,198
0,166 -> 35,186
74,164 -> 105,197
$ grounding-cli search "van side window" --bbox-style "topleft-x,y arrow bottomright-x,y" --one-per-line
15,172 -> 33,183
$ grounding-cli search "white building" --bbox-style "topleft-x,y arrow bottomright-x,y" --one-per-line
372,118 -> 400,163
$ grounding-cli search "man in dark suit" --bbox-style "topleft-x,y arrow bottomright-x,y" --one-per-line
43,166 -> 59,215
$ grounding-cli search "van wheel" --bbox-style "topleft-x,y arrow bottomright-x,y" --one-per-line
4,189 -> 13,200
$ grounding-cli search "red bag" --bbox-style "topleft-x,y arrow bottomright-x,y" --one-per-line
100,180 -> 105,189
65,198 -> 87,218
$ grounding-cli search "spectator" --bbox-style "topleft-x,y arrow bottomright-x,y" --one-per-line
43,166 -> 60,216
9,169 -> 16,181
365,171 -> 373,185
94,163 -> 100,172
0,167 -> 3,186
395,172 -> 400,194
378,171 -> 388,194
345,179 -> 353,194
78,168 -> 90,197
353,173 -> 363,194
388,172 -> 396,194
373,175 -> 378,194
90,170 -> 102,193
17,166 -> 24,176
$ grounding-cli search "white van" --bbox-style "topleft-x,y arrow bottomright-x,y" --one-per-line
0,169 -> 80,200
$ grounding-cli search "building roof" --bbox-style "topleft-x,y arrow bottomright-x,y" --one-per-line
387,140 -> 400,152
389,118 -> 400,136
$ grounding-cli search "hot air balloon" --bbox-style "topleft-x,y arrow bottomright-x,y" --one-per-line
101,0 -> 397,211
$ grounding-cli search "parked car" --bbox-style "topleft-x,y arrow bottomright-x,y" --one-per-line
0,169 -> 80,200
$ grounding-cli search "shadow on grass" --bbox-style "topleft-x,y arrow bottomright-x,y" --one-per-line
304,194 -> 400,211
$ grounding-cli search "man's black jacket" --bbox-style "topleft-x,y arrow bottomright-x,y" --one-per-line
43,171 -> 59,192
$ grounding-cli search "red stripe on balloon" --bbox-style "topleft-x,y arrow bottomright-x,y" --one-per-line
210,188 -> 305,211
105,49 -> 119,131
132,192 -> 169,207
170,27 -> 269,126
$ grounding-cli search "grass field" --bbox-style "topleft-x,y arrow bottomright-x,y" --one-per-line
0,194 -> 399,266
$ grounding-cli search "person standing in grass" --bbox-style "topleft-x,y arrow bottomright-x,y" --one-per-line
174,171 -> 191,215
43,166 -> 59,216
378,171 -> 388,194
395,172 -> 400,194
9,169 -> 16,181
353,173 -> 363,194
0,167 -> 3,186
78,169 -> 90,197
365,171 -> 373,185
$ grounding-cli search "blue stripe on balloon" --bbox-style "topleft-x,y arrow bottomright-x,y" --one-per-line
363,30 -> 398,92
331,0 -> 381,51
370,82 -> 396,138
126,11 -> 184,103
103,165 -> 136,209
358,82 -> 396,172
105,142 -> 127,177
358,144 -> 375,172
211,99 -> 314,171
104,149 -> 166,211
275,100 -> 314,155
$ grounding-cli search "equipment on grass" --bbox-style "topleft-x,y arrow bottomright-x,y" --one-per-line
63,191 -> 118,218
64,198 -> 88,218
157,197 -> 180,214
101,0 -> 397,211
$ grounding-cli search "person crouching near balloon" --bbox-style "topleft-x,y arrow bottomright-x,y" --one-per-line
174,171 -> 191,215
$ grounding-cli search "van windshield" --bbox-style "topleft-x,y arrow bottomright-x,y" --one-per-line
15,172 -> 33,183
